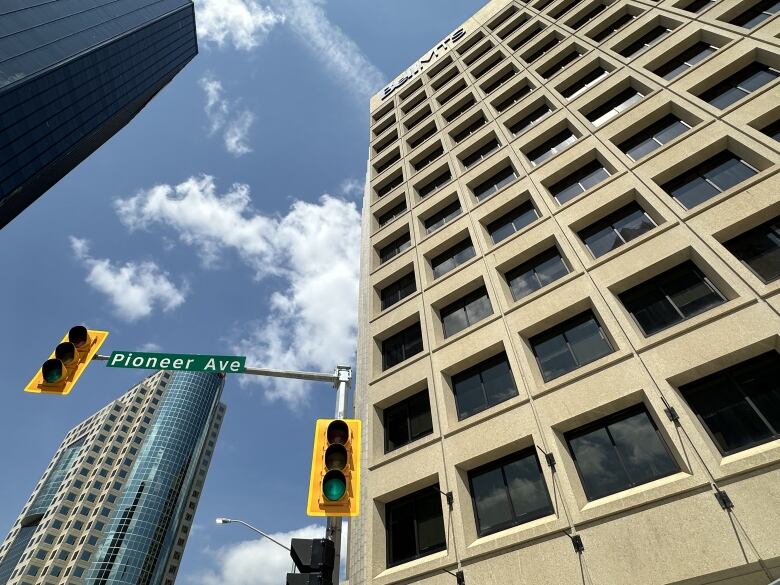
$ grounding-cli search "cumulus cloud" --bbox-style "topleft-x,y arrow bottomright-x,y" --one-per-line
140,342 -> 162,352
276,0 -> 385,99
70,238 -> 188,322
338,177 -> 364,199
193,524 -> 347,585
200,74 -> 255,156
196,0 -> 285,50
114,175 -> 360,404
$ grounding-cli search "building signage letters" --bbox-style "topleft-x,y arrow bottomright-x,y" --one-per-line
380,27 -> 467,101
107,351 -> 246,373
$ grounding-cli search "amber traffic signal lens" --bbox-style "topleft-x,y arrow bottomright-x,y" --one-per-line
324,444 -> 347,471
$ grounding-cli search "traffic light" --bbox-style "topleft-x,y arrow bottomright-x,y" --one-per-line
25,326 -> 108,396
306,419 -> 360,517
286,538 -> 335,585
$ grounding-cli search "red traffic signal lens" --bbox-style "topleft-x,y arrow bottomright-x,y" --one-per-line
326,420 -> 349,445
324,444 -> 347,471
322,470 -> 347,501
68,326 -> 89,348
55,342 -> 77,365
42,359 -> 65,383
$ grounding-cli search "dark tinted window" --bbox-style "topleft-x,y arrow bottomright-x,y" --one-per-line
618,114 -> 690,160
418,168 -> 452,198
661,151 -> 757,209
469,448 -> 553,536
586,87 -> 644,127
579,202 -> 656,257
443,96 -> 477,122
424,201 -> 462,234
494,82 -> 532,112
761,119 -> 780,142
723,217 -> 780,283
377,173 -> 404,197
619,261 -> 725,335
375,151 -> 401,174
699,62 -> 779,109
730,0 -> 780,28
591,12 -> 636,43
525,36 -> 560,63
379,233 -> 411,264
380,273 -> 417,310
508,103 -> 552,136
377,201 -> 407,227
570,2 -> 607,29
506,248 -> 569,301
386,486 -> 446,566
452,353 -> 518,419
682,0 -> 715,12
472,166 -> 518,200
441,287 -> 493,338
561,66 -> 610,99
462,138 -> 501,169
482,66 -> 517,93
432,239 -> 476,279
549,160 -> 611,204
679,352 -> 780,454
384,391 -> 434,452
453,116 -> 487,143
412,145 -> 444,171
541,50 -> 581,79
382,322 -> 423,370
487,200 -> 539,243
530,311 -> 614,381
653,42 -> 716,80
566,405 -> 679,500
526,129 -> 577,165
619,25 -> 671,58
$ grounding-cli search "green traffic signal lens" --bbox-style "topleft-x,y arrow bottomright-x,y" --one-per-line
323,470 -> 347,501
326,420 -> 349,445
324,444 -> 347,471
55,342 -> 77,365
68,326 -> 89,348
42,359 -> 65,383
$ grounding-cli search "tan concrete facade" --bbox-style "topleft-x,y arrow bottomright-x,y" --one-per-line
352,1 -> 780,584
0,372 -> 225,585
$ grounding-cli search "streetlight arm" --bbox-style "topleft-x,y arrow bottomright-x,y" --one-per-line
216,518 -> 290,552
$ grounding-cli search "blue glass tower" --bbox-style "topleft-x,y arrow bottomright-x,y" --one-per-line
0,0 -> 198,229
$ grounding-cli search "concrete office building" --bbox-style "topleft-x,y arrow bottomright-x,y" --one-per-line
0,0 -> 198,229
351,0 -> 780,583
0,371 -> 226,585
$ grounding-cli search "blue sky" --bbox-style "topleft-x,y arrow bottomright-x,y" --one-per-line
0,0 -> 483,582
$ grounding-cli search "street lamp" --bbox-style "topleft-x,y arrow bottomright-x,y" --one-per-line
215,517 -> 291,552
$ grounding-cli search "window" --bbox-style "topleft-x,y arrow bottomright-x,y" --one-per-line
412,145 -> 444,171
526,129 -> 577,166
472,166 -> 518,200
482,66 -> 516,93
382,323 -> 423,370
494,82 -> 531,112
462,138 -> 501,169
377,201 -> 407,227
509,23 -> 545,51
375,151 -> 401,174
730,0 -> 780,28
679,352 -> 780,454
376,173 -> 403,198
681,0 -> 715,12
453,116 -> 486,143
379,233 -> 411,264
761,119 -> 780,142
618,114 -> 691,160
531,311 -> 614,381
525,36 -> 560,63
424,201 -> 462,234
723,217 -> 780,283
653,42 -> 717,81
586,87 -> 644,127
408,123 -> 437,149
549,160 -> 611,204
591,12 -> 637,43
452,353 -> 518,419
700,62 -> 779,109
469,448 -> 554,536
444,96 -> 476,122
579,202 -> 657,257
432,239 -> 476,279
619,25 -> 672,58
508,103 -> 552,136
561,66 -> 609,99
619,261 -> 725,335
661,151 -> 758,209
441,287 -> 493,338
380,273 -> 416,310
541,50 -> 582,79
570,2 -> 607,29
384,391 -> 434,452
505,248 -> 569,301
386,486 -> 446,567
487,200 -> 539,243
418,169 -> 452,198
566,405 -> 679,500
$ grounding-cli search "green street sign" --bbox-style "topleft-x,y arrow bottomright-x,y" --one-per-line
107,351 -> 246,373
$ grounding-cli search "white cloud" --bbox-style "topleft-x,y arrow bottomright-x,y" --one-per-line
338,177 -> 364,199
140,342 -> 162,352
192,524 -> 347,585
70,237 -> 188,322
200,75 -> 255,156
196,0 -> 285,50
277,0 -> 385,99
114,175 -> 360,404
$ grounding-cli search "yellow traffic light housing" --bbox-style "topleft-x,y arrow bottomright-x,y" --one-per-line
306,419 -> 360,517
25,326 -> 108,396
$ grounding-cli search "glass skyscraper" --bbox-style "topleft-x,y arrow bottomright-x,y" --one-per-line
0,0 -> 198,229
0,371 -> 226,585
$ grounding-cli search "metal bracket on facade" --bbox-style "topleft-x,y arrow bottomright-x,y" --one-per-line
435,488 -> 454,511
442,568 -> 465,584
664,406 -> 680,423
536,445 -> 556,471
714,489 -> 734,511
567,533 -> 585,554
